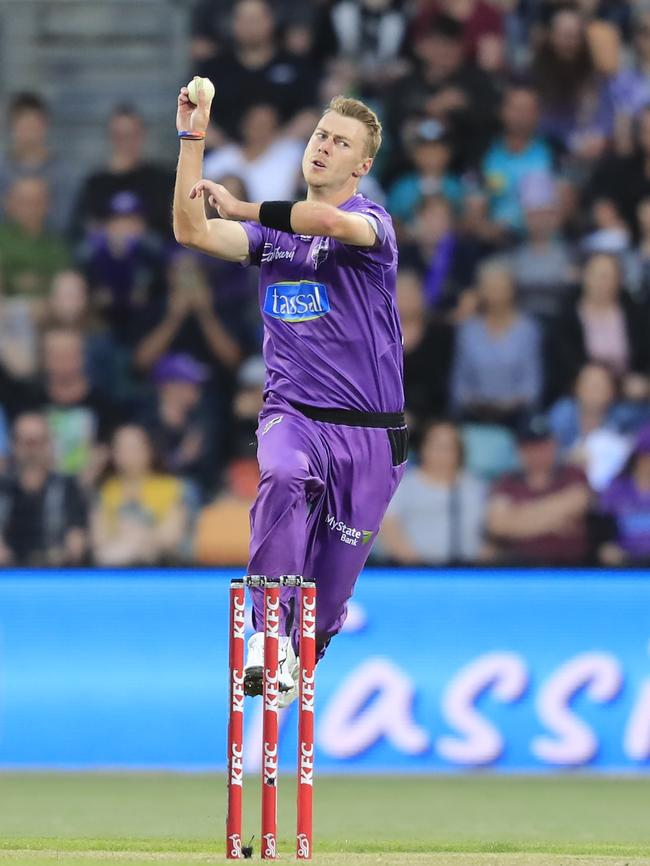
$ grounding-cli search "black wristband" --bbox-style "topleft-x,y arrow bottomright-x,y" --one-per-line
259,200 -> 296,234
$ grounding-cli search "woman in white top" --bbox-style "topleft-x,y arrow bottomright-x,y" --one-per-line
379,420 -> 486,565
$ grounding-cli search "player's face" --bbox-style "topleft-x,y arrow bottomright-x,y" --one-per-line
302,111 -> 372,192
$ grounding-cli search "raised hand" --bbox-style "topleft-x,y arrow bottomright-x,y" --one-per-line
189,180 -> 244,220
176,77 -> 213,136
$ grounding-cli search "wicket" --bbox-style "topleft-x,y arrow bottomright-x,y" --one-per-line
227,575 -> 317,860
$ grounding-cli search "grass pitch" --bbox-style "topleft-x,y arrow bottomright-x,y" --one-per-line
1,774 -> 649,865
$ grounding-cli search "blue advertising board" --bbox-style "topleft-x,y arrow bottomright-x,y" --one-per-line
1,569 -> 650,772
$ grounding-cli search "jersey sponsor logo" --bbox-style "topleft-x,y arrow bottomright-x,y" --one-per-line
261,242 -> 295,263
325,513 -> 373,547
263,281 -> 330,323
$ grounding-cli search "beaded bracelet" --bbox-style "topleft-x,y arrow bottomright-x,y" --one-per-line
178,130 -> 206,140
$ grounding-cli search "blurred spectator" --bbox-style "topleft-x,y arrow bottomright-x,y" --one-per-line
0,176 -> 70,301
138,354 -> 217,500
588,105 -> 650,238
194,456 -> 259,565
35,327 -> 118,485
580,197 -> 631,256
69,105 -> 174,241
190,177 -> 261,350
385,13 -> 500,171
532,5 -> 612,160
380,419 -> 486,564
450,261 -> 542,426
486,414 -> 591,565
624,197 -> 650,305
410,0 -> 504,64
42,270 -> 124,400
189,0 -> 235,61
509,172 -> 576,320
204,104 -> 305,201
0,296 -> 39,383
473,84 -> 554,242
0,405 -> 11,472
0,412 -> 88,566
76,191 -> 167,345
591,19 -> 650,122
133,251 -> 243,384
197,0 -> 319,140
92,424 -> 188,566
229,355 -> 265,458
327,0 -> 408,88
190,0 -> 318,62
399,195 -> 481,312
548,253 -> 647,400
387,119 -> 462,230
548,362 -> 639,492
0,92 -> 76,233
397,270 -> 454,438
626,7 -> 650,108
528,0 -> 632,38
598,425 -> 650,566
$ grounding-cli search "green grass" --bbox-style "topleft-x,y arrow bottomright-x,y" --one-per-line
1,774 -> 650,864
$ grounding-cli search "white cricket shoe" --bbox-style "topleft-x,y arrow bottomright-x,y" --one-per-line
278,640 -> 300,709
243,633 -> 297,700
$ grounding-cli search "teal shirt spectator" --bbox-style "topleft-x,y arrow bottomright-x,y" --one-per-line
387,173 -> 462,224
481,138 -> 553,233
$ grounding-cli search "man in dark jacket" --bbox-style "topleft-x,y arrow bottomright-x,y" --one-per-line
0,412 -> 88,566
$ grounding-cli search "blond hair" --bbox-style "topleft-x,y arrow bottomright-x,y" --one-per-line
327,95 -> 382,159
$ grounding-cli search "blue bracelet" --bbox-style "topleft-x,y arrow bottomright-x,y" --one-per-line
178,130 -> 206,140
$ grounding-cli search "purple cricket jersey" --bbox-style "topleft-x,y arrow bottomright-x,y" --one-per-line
240,193 -> 404,413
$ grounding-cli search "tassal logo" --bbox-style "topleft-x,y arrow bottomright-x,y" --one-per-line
263,281 -> 330,323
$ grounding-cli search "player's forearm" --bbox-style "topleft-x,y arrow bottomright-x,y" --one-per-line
173,141 -> 210,245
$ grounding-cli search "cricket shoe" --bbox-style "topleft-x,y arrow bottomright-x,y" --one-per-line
278,641 -> 300,708
243,633 -> 296,699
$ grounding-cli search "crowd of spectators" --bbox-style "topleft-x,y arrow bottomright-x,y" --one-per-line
1,0 -> 650,567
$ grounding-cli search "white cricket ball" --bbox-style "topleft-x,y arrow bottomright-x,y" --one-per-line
187,76 -> 215,106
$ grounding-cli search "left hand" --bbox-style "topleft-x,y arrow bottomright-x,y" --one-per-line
190,180 -> 243,220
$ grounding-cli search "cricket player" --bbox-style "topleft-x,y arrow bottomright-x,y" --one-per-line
173,81 -> 408,706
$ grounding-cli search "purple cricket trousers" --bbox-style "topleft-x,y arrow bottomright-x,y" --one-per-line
247,394 -> 407,660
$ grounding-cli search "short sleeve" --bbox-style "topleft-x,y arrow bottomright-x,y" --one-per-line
240,221 -> 269,266
347,200 -> 396,266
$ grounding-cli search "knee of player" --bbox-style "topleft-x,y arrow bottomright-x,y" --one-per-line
260,453 -> 309,491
